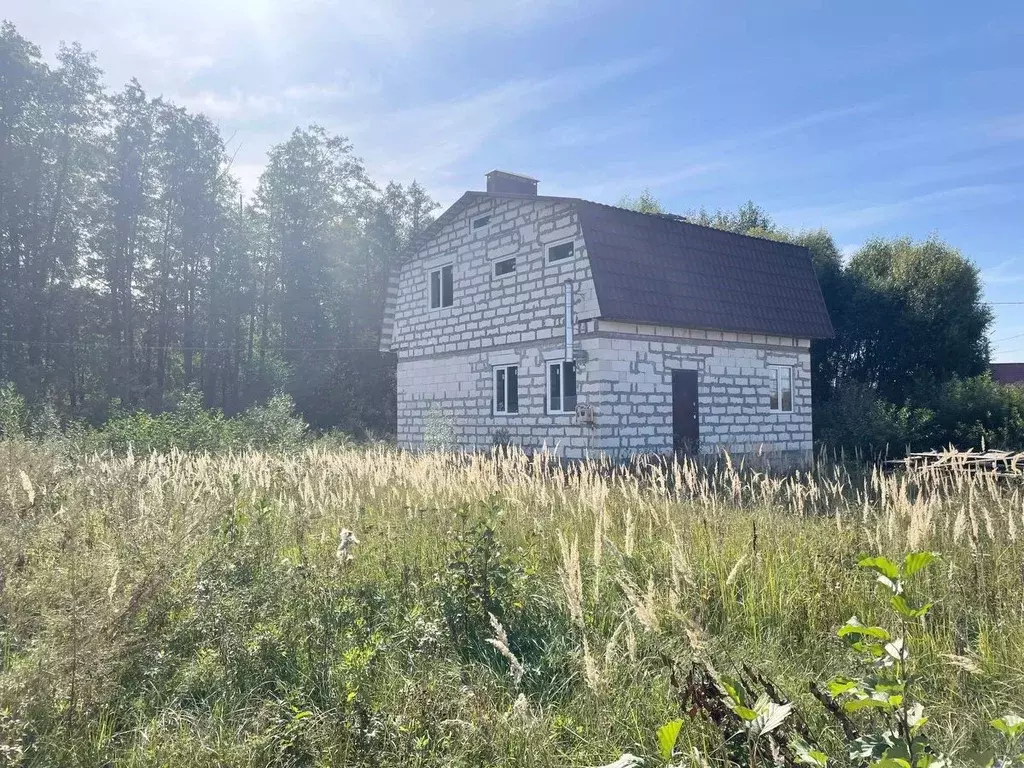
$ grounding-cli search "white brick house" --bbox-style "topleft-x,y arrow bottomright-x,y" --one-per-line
380,171 -> 833,464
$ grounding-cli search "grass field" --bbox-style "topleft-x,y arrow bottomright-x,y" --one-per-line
1,440 -> 1022,766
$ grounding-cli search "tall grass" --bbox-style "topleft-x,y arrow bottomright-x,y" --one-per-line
0,441 -> 1022,766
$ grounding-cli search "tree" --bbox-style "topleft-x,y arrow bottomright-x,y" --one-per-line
617,188 -> 665,214
0,22 -> 439,436
845,236 -> 991,404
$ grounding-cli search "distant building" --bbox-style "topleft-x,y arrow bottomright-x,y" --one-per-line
992,363 -> 1024,386
380,170 -> 834,464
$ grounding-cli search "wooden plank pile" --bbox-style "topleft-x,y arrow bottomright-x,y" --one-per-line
886,448 -> 1024,476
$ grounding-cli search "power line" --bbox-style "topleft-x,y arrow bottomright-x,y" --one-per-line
0,338 -> 382,353
992,331 -> 1024,344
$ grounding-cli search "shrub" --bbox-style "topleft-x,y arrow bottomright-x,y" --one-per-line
816,375 -> 1024,455
77,390 -> 309,454
929,374 -> 1024,450
815,383 -> 933,456
235,393 -> 309,450
0,382 -> 27,439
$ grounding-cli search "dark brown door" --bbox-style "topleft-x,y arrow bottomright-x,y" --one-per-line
672,369 -> 699,454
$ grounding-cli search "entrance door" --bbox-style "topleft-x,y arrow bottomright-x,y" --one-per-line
672,369 -> 699,454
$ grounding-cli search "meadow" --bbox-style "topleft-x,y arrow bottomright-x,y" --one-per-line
1,440 -> 1022,766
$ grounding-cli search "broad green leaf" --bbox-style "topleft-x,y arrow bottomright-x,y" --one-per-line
844,697 -> 895,713
870,759 -> 911,768
890,595 -> 932,619
719,675 -> 744,705
991,714 -> 1024,739
903,551 -> 939,578
828,678 -> 861,697
849,734 -> 889,760
858,555 -> 900,579
657,719 -> 683,761
839,622 -> 892,642
792,737 -> 830,767
907,703 -> 928,735
734,705 -> 759,722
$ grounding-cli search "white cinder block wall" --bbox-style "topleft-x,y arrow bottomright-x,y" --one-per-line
389,195 -> 814,464
583,322 -> 813,460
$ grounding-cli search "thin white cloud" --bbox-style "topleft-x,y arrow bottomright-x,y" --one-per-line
775,184 -> 1021,233
335,52 -> 661,195
982,258 -> 1024,286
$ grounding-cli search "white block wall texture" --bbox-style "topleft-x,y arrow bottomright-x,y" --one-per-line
386,194 -> 815,465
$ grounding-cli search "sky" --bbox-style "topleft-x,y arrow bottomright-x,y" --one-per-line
7,1 -> 1024,359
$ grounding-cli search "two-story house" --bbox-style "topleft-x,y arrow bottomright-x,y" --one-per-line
379,171 -> 833,464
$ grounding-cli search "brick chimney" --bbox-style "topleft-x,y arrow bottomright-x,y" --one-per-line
485,170 -> 538,196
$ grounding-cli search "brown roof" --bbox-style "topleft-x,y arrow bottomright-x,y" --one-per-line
380,191 -> 834,350
575,200 -> 834,339
992,363 -> 1024,385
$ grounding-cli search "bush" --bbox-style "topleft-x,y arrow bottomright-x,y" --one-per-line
930,374 -> 1024,450
0,382 -> 28,439
815,383 -> 933,456
78,390 -> 310,454
816,375 -> 1024,456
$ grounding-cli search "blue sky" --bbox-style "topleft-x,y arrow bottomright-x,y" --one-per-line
10,1 -> 1024,359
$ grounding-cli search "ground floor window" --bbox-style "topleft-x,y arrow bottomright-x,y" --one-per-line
493,365 -> 518,414
548,361 -> 577,414
768,365 -> 793,412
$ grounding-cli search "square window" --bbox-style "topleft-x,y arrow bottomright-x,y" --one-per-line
494,257 -> 516,276
768,365 -> 793,412
429,264 -> 453,309
472,215 -> 491,230
548,361 -> 577,414
493,365 -> 518,415
547,241 -> 574,263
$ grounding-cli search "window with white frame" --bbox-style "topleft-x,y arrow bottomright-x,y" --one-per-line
472,215 -> 491,230
547,241 -> 574,263
493,365 -> 518,415
429,264 -> 453,309
768,365 -> 793,412
548,360 -> 577,414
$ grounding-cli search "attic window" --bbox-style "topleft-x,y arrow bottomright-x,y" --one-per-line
494,257 -> 516,276
472,215 -> 491,230
548,241 -> 574,263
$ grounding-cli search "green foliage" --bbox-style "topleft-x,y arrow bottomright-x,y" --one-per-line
0,22 -> 436,437
826,553 -> 944,767
818,375 -> 1024,455
815,382 -> 934,456
2,445 -> 1024,765
81,390 -> 310,454
656,718 -> 683,761
0,382 -> 28,438
618,188 -> 666,214
438,507 -> 526,651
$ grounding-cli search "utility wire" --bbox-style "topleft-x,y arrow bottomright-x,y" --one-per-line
0,338 -> 382,353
